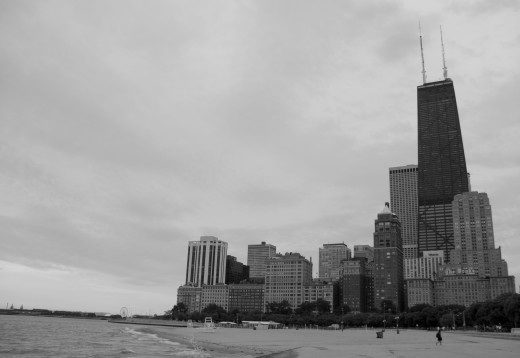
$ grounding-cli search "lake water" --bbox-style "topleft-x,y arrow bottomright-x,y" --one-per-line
0,315 -> 206,357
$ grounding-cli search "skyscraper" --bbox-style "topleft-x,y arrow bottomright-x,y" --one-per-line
185,236 -> 228,286
404,250 -> 444,280
450,191 -> 507,278
417,79 -> 469,262
319,243 -> 351,280
247,242 -> 276,281
225,255 -> 249,284
373,203 -> 404,312
353,245 -> 375,311
340,259 -> 367,312
389,165 -> 418,260
264,252 -> 313,310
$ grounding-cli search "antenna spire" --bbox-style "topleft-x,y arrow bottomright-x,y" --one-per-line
440,25 -> 448,80
419,22 -> 427,84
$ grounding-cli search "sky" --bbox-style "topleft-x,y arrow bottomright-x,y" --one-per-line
1,0 -> 519,315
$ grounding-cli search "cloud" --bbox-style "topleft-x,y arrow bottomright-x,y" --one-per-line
1,0 -> 519,313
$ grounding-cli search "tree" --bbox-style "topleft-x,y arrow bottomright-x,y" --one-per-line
422,306 -> 439,328
173,302 -> 188,313
439,313 -> 453,328
333,304 -> 351,316
266,300 -> 292,315
504,293 -> 520,328
315,299 -> 331,314
380,300 -> 396,314
202,303 -> 227,321
409,303 -> 433,313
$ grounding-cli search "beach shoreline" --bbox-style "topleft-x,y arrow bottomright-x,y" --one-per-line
129,325 -> 520,358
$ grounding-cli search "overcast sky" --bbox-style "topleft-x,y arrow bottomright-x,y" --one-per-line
1,0 -> 519,315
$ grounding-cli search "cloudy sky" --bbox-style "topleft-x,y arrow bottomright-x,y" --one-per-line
1,0 -> 519,315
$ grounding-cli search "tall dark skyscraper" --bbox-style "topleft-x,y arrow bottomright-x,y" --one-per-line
417,79 -> 469,262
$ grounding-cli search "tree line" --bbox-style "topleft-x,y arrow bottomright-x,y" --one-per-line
166,293 -> 520,331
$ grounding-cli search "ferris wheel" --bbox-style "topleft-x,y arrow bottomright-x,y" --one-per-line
120,307 -> 129,319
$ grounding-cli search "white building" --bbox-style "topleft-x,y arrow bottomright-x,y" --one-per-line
389,165 -> 418,260
404,250 -> 444,280
185,236 -> 228,286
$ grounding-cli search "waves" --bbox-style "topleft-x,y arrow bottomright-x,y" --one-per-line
0,315 -> 208,357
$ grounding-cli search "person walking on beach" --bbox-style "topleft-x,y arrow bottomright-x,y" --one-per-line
435,328 -> 442,346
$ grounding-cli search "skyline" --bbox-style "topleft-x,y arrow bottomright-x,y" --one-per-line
1,0 -> 519,315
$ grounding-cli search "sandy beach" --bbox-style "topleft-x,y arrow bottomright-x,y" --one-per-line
133,325 -> 520,358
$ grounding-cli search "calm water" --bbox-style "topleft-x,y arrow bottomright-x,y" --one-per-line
0,315 -> 206,357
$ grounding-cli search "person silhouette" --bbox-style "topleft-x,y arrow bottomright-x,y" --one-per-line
435,328 -> 442,346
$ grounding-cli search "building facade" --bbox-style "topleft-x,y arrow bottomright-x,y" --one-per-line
407,278 -> 434,307
264,252 -> 313,310
185,236 -> 228,286
225,255 -> 249,284
353,245 -> 374,262
373,203 -> 404,312
247,242 -> 276,281
353,245 -> 375,311
201,284 -> 229,311
432,265 -> 516,307
404,250 -> 444,280
417,79 -> 470,262
389,165 -> 418,260
303,280 -> 335,312
319,243 -> 351,280
177,285 -> 202,313
450,192 -> 506,278
340,259 -> 367,312
228,284 -> 264,313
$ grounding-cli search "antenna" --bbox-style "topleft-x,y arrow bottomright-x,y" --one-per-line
440,25 -> 448,80
419,22 -> 427,84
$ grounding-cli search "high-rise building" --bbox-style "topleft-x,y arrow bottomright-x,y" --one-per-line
353,245 -> 374,311
225,255 -> 249,284
450,192 -> 506,277
373,203 -> 404,312
353,245 -> 374,262
319,243 -> 351,280
185,236 -> 228,286
404,250 -> 444,280
407,278 -> 434,307
340,259 -> 367,312
404,250 -> 444,308
264,252 -> 312,310
389,165 -> 418,260
247,242 -> 276,281
417,79 -> 470,262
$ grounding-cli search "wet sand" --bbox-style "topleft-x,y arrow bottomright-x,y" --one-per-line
136,326 -> 520,358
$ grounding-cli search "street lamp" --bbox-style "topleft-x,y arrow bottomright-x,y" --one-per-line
382,302 -> 387,332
